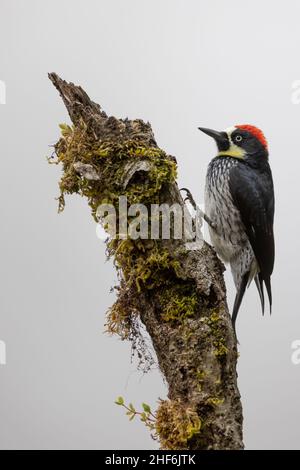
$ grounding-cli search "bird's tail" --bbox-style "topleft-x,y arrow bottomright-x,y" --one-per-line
255,273 -> 265,315
255,272 -> 272,315
232,272 -> 249,341
264,275 -> 272,314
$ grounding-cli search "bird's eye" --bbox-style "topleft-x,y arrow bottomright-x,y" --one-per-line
235,135 -> 242,142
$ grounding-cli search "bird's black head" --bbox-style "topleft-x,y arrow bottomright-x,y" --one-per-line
198,124 -> 269,160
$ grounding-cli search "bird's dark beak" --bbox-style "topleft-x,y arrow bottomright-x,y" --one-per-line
198,127 -> 229,151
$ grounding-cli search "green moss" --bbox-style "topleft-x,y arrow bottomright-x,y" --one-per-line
206,397 -> 224,407
53,122 -> 177,219
106,297 -> 133,339
196,370 -> 206,381
195,369 -> 207,392
204,310 -> 228,358
160,283 -> 198,323
214,341 -> 228,357
108,238 -> 181,288
156,399 -> 201,450
209,311 -> 221,323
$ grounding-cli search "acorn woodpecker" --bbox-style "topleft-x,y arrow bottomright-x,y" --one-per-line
199,124 -> 275,336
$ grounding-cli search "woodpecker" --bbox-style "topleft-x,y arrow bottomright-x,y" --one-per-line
198,124 -> 275,336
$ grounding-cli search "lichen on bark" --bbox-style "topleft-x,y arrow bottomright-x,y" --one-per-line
48,73 -> 243,450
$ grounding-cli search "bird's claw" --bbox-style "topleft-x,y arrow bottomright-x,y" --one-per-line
180,187 -> 197,210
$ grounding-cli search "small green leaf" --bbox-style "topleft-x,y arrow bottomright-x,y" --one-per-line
142,403 -> 151,413
129,414 -> 135,421
114,396 -> 124,406
129,403 -> 136,412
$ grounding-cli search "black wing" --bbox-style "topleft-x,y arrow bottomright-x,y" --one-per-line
229,161 -> 275,310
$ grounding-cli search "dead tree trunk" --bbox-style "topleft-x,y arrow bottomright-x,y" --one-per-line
48,73 -> 243,450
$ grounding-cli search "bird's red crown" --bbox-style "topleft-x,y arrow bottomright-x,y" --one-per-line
236,124 -> 268,149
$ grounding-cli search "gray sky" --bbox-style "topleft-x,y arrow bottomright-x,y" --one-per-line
0,0 -> 299,449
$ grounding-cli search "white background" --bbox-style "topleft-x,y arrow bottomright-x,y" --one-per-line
0,0 -> 299,449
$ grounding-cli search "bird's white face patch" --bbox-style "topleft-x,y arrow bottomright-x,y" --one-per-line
217,126 -> 246,159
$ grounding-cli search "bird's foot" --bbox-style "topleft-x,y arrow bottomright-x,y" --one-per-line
180,187 -> 217,231
180,187 -> 197,210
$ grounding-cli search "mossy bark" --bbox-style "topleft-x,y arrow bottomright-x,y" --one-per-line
48,73 -> 243,450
